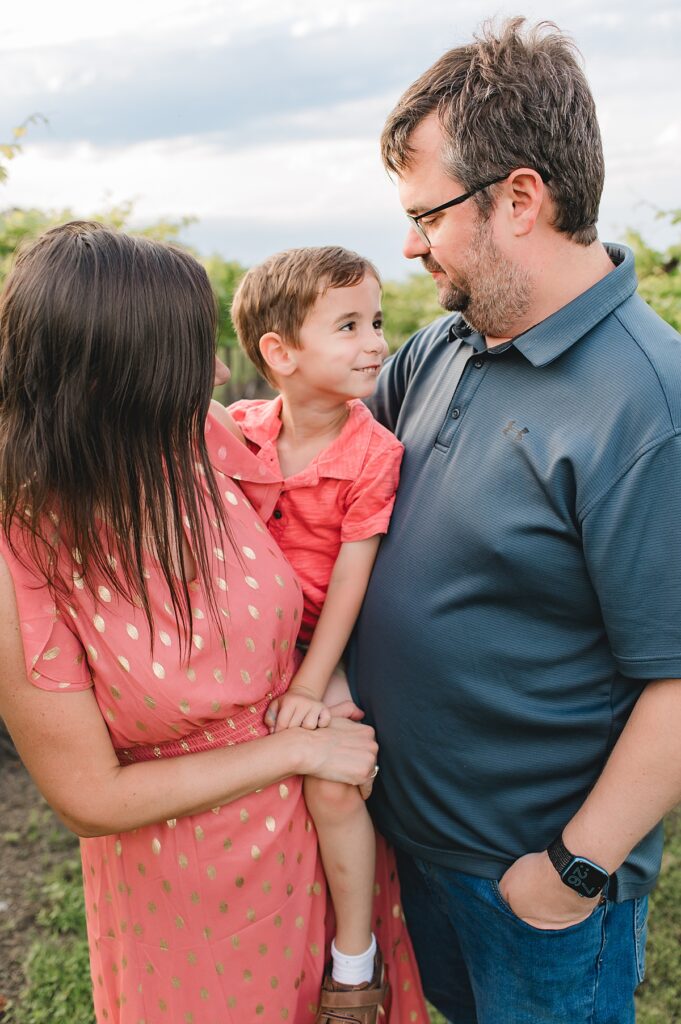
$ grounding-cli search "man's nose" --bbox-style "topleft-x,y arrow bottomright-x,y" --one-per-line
403,223 -> 429,260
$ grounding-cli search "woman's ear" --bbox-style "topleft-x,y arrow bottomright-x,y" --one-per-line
259,332 -> 297,378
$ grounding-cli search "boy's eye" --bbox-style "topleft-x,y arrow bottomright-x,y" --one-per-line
339,321 -> 356,332
373,318 -> 384,331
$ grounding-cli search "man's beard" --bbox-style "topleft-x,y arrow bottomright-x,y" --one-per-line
423,219 -> 533,337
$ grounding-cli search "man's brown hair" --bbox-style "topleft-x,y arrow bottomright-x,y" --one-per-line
231,246 -> 380,384
381,17 -> 604,245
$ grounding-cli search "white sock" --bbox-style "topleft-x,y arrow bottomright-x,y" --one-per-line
331,933 -> 377,985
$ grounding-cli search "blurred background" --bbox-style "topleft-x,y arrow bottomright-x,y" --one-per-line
1,0 -> 680,399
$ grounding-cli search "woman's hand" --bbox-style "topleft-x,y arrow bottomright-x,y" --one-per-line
498,851 -> 601,929
297,716 -> 378,788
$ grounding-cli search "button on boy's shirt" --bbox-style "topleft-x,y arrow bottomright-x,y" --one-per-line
229,397 -> 403,644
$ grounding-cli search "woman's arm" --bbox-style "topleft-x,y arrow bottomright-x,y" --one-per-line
0,555 -> 377,838
268,537 -> 380,731
209,399 -> 247,443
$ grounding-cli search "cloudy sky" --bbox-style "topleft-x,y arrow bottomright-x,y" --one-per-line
1,0 -> 680,280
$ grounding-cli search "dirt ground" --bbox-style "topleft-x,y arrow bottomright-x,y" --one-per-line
0,727 -> 79,1017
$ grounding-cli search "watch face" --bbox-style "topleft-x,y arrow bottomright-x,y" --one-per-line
563,857 -> 609,898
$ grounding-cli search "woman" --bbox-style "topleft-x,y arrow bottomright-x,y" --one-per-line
0,223 -> 427,1024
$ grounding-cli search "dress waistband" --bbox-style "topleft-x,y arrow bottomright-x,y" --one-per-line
115,690 -> 274,765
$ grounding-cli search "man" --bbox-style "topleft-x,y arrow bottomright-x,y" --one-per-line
348,17 -> 681,1024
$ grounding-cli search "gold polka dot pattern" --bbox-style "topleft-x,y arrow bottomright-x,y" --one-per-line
3,410 -> 427,1023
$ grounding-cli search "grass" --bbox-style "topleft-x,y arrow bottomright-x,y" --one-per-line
7,812 -> 680,1023
6,859 -> 93,1024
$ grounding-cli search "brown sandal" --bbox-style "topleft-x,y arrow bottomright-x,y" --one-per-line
314,950 -> 390,1024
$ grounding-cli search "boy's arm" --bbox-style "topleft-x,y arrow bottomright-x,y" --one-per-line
209,399 -> 246,444
268,536 -> 381,732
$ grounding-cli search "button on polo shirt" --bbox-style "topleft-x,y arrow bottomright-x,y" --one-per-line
348,244 -> 681,900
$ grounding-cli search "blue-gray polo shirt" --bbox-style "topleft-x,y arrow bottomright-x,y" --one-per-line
347,244 -> 681,900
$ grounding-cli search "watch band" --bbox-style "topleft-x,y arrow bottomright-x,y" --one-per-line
546,834 -> 574,874
547,833 -> 610,899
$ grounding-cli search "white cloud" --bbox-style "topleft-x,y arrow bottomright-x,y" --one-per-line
3,134 -> 395,225
1,0 -> 679,279
654,122 -> 680,147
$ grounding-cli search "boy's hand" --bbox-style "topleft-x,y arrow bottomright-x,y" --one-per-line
265,687 -> 331,733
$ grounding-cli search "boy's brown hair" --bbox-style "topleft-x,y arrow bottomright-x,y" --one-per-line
231,246 -> 380,384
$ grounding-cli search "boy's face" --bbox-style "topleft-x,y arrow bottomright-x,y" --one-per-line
293,273 -> 388,400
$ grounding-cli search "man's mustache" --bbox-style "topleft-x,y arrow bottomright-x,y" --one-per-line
421,256 -> 444,274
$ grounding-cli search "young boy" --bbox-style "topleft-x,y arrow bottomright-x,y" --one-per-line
227,246 -> 403,1022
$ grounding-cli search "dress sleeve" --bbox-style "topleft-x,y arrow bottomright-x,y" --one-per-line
0,540 -> 93,692
204,408 -> 281,521
341,436 -> 404,543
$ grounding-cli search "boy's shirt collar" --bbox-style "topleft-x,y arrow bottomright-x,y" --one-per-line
228,396 -> 376,484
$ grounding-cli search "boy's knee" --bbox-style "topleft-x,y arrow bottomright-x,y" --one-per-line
304,776 -> 363,822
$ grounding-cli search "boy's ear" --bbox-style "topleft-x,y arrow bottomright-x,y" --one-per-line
259,332 -> 297,378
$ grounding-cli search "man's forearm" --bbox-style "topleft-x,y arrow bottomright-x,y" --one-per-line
499,676 -> 681,929
563,677 -> 681,872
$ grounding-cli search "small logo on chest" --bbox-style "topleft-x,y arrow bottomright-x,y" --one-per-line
502,420 -> 529,441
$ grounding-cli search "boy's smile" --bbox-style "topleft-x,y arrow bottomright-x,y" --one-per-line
290,273 -> 388,402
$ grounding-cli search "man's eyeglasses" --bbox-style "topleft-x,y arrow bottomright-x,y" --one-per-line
407,170 -> 550,246
406,175 -> 508,246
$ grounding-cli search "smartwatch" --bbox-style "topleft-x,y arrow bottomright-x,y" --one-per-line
547,834 -> 609,899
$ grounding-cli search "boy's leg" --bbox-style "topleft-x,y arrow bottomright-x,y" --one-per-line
395,847 -> 648,1024
323,665 -> 354,709
304,775 -> 376,957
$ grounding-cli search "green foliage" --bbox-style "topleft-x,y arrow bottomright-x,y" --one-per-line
636,809 -> 681,1023
0,202 -> 196,282
0,116 -> 47,185
203,253 -> 247,348
625,210 -> 681,332
8,860 -> 93,1024
382,273 -> 443,351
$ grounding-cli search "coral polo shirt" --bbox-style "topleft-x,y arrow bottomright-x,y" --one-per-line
229,397 -> 403,644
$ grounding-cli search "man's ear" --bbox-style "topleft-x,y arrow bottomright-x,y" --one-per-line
504,168 -> 547,237
259,332 -> 297,378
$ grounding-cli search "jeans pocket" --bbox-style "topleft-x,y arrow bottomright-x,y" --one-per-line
490,879 -> 605,935
634,896 -> 648,984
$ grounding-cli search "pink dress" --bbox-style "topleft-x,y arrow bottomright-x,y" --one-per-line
2,411 -> 427,1024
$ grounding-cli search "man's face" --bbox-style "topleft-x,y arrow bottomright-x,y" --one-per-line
396,114 -> 532,338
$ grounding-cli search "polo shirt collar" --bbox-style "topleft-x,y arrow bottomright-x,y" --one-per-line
514,243 -> 636,366
447,243 -> 637,367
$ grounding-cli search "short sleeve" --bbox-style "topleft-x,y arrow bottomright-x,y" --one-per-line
204,407 -> 281,521
341,437 -> 404,543
582,433 -> 681,679
0,540 -> 92,692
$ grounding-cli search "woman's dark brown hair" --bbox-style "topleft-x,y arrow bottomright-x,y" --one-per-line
0,221 -> 231,656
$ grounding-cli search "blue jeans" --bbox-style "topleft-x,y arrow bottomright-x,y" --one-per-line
395,848 -> 648,1024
